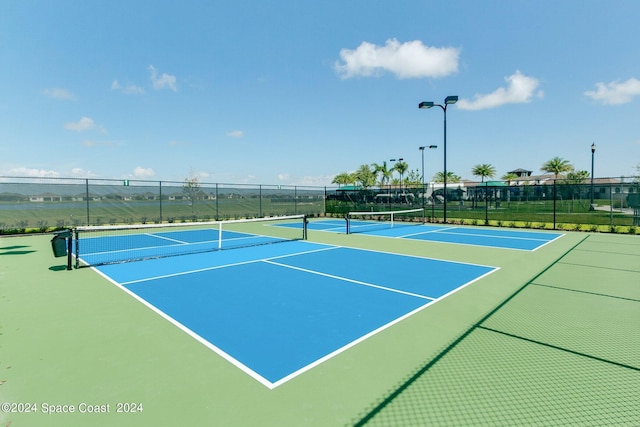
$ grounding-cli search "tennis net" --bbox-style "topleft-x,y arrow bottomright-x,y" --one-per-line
346,208 -> 424,235
74,215 -> 307,268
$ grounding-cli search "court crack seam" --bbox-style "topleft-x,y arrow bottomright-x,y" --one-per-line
557,261 -> 640,274
531,282 -> 640,303
477,325 -> 640,373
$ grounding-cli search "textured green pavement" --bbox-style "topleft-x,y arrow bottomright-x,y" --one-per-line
1,227 -> 638,426
354,233 -> 640,426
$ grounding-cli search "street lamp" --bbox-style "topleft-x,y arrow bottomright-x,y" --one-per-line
419,96 -> 458,222
419,145 -> 437,222
590,142 -> 596,210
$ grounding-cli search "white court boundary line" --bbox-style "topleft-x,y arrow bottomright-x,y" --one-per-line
264,259 -> 436,301
306,219 -> 565,252
93,240 -> 499,389
361,224 -> 565,252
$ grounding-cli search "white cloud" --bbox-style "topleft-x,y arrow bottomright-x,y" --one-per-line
133,167 -> 155,178
111,80 -> 145,95
456,70 -> 543,110
81,139 -> 119,148
148,65 -> 177,92
275,174 -> 335,186
43,88 -> 74,100
70,168 -> 97,177
6,167 -> 60,177
335,38 -> 460,79
168,140 -> 191,147
295,175 -> 334,186
232,174 -> 256,183
226,130 -> 244,138
65,117 -> 98,132
584,77 -> 640,105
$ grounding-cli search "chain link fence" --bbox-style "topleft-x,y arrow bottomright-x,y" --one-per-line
0,177 -> 326,233
326,176 -> 640,233
2,176 -> 639,234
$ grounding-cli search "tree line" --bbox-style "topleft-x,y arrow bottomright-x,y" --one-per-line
331,156 -> 590,188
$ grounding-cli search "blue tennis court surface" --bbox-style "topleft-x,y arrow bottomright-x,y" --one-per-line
95,240 -> 497,389
290,219 -> 564,250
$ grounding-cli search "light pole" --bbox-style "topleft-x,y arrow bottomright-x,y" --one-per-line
419,96 -> 458,222
590,143 -> 596,210
419,145 -> 437,222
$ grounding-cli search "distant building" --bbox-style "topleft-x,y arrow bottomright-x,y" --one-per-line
498,168 -> 637,202
507,168 -> 532,178
457,169 -> 638,204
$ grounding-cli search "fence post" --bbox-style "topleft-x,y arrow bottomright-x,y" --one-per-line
85,179 -> 90,225
159,181 -> 163,223
553,180 -> 557,229
485,186 -> 489,225
324,186 -> 327,216
215,183 -> 219,220
610,183 -> 613,226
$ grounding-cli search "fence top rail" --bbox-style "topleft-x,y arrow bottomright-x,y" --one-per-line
0,176 -> 332,190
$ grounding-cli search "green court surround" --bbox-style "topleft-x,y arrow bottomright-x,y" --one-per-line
1,224 -> 638,426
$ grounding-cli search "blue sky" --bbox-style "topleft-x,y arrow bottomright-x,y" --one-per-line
1,0 -> 639,186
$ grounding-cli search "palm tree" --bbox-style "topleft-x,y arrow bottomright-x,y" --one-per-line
471,164 -> 496,183
541,157 -> 574,179
432,171 -> 461,183
372,161 -> 393,190
355,164 -> 376,188
501,172 -> 518,183
331,172 -> 353,187
393,160 -> 409,191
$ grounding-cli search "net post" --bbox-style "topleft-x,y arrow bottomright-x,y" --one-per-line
345,214 -> 350,235
302,215 -> 308,240
74,228 -> 79,269
66,230 -> 73,270
218,222 -> 223,250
